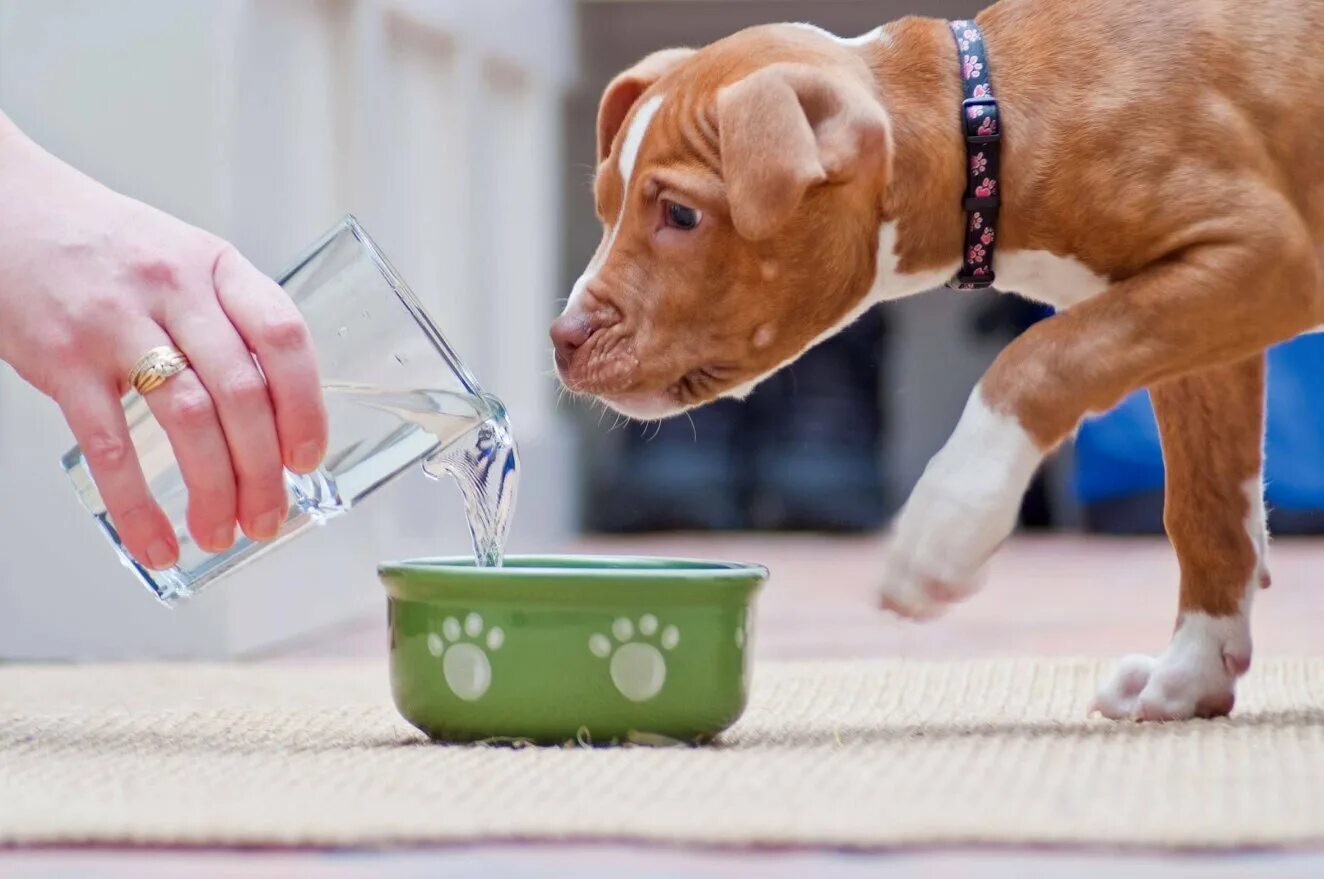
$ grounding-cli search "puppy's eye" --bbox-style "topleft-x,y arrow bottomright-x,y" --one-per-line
664,200 -> 702,231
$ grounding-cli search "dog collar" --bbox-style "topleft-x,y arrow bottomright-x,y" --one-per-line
946,20 -> 1000,291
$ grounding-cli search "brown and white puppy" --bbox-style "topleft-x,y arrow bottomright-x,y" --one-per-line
551,0 -> 1324,721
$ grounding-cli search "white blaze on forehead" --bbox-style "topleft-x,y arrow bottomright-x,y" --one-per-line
565,93 -> 665,311
618,93 -> 661,182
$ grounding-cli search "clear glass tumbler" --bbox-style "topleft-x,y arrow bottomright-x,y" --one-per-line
62,216 -> 503,604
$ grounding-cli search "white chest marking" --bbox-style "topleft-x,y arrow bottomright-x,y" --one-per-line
565,94 -> 664,310
787,22 -> 891,48
872,220 -> 960,301
993,249 -> 1109,310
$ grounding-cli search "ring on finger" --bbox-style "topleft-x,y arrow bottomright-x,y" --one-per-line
128,346 -> 190,396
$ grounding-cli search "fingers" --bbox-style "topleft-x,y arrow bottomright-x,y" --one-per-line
56,240 -> 319,569
58,379 -> 179,570
213,247 -> 327,474
165,302 -> 288,542
124,324 -> 243,553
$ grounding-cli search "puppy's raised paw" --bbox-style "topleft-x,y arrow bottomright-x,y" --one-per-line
878,386 -> 1042,621
878,554 -> 983,620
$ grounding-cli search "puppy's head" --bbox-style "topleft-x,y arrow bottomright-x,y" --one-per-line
552,25 -> 892,419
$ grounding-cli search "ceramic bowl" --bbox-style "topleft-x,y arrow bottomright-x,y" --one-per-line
378,555 -> 767,744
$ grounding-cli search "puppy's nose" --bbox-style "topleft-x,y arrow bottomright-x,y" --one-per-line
551,314 -> 595,369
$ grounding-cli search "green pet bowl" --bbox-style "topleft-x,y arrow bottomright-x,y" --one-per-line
379,555 -> 768,745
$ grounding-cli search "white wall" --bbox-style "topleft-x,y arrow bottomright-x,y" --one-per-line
0,0 -> 578,658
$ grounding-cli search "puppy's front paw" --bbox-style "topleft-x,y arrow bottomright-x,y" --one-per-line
878,530 -> 985,620
1091,612 -> 1251,721
1090,654 -> 1158,719
875,460 -> 1013,618
878,387 -> 1042,620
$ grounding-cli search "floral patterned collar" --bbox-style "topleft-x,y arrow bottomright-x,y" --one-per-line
947,19 -> 1001,291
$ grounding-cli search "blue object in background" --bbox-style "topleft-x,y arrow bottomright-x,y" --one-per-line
1074,333 -> 1324,511
1074,388 -> 1165,505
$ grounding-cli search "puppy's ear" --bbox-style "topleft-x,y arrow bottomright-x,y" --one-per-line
717,63 -> 890,241
597,48 -> 696,163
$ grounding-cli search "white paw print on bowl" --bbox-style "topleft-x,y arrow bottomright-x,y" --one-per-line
426,612 -> 504,702
589,614 -> 679,702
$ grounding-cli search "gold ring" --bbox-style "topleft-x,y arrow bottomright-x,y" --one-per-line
128,346 -> 190,396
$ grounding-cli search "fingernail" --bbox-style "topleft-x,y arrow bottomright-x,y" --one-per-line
253,510 -> 282,540
146,539 -> 177,570
210,524 -> 235,552
291,441 -> 324,473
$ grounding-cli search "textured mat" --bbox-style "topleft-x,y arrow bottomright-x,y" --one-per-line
2,658 -> 1324,850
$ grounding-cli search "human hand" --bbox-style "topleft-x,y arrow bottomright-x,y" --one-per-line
0,113 -> 328,569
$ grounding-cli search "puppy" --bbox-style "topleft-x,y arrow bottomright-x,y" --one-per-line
551,0 -> 1324,720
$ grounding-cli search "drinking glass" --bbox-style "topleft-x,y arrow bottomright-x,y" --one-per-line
62,216 -> 501,604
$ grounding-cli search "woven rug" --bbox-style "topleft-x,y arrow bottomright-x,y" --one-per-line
2,658 -> 1323,850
